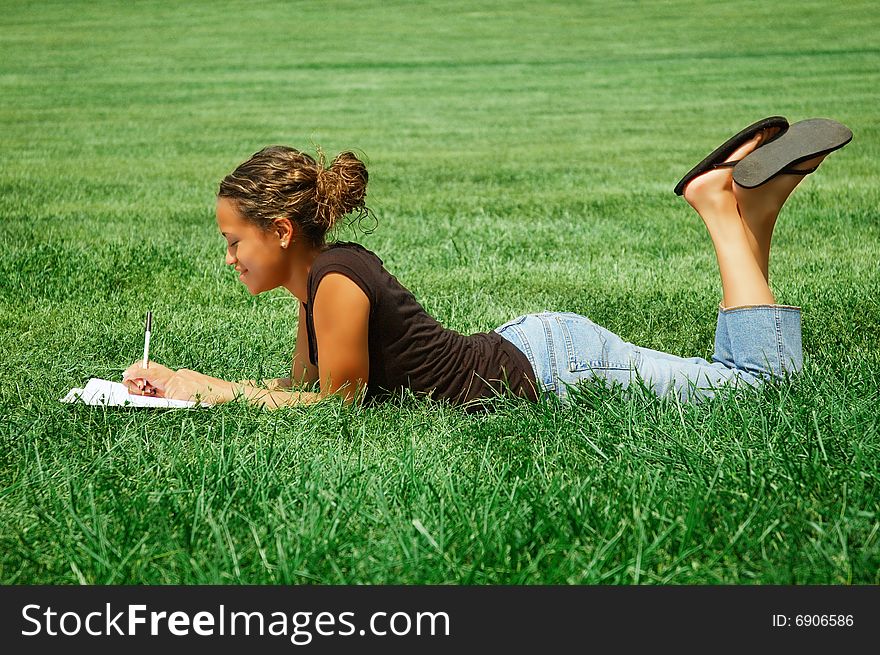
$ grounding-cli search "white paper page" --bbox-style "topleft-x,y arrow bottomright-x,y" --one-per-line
60,378 -> 210,408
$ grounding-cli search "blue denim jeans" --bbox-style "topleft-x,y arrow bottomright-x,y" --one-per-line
494,305 -> 803,403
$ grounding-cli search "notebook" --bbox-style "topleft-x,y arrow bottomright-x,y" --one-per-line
60,377 -> 211,408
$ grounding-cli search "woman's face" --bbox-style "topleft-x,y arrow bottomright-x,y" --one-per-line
216,196 -> 288,295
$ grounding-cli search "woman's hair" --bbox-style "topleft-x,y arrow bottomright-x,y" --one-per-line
218,146 -> 370,246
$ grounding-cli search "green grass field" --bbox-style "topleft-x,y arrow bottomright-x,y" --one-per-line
1,0 -> 878,584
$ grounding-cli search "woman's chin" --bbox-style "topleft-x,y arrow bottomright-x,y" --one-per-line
239,275 -> 259,294
239,274 -> 278,295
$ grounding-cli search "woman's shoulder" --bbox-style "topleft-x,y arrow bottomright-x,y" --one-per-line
309,241 -> 385,306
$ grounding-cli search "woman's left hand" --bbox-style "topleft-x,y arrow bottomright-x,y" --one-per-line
162,369 -> 235,404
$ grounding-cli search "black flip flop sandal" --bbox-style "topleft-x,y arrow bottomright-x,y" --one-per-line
673,116 -> 789,196
732,118 -> 853,189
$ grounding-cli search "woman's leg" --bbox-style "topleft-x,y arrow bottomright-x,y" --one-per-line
681,130 -> 809,382
496,130 -> 816,403
720,303 -> 802,380
563,130 -> 810,400
733,153 -> 829,281
503,312 -> 762,404
682,133 -> 776,308
497,308 -> 790,404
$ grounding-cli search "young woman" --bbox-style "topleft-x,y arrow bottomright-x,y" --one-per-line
123,117 -> 852,410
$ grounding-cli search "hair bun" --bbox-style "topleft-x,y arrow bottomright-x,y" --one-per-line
219,144 -> 373,248
315,151 -> 369,229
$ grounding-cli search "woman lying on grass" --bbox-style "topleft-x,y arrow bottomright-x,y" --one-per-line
123,116 -> 852,410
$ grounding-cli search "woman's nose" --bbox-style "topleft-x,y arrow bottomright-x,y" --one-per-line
225,251 -> 236,266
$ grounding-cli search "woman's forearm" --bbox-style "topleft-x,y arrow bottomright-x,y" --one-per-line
231,384 -> 325,409
236,377 -> 292,390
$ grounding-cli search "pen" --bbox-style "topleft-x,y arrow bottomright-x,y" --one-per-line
142,310 -> 152,369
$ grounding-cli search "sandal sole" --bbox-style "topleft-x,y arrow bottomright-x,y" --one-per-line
732,118 -> 852,189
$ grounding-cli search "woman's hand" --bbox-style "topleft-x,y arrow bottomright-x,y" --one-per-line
122,360 -> 177,396
123,360 -> 235,403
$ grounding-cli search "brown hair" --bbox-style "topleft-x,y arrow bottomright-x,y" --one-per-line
218,146 -> 371,246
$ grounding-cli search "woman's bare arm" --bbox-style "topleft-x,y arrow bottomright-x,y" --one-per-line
235,304 -> 318,391
312,273 -> 370,404
291,301 -> 320,387
172,283 -> 367,410
236,377 -> 291,390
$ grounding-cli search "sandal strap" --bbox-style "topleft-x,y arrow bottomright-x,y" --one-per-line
711,160 -> 739,170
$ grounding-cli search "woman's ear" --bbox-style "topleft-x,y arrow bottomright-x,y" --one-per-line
272,217 -> 296,244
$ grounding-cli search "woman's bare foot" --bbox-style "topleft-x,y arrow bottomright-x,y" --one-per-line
682,132 -> 764,230
733,152 -> 829,279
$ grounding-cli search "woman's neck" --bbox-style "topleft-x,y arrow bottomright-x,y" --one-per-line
283,242 -> 328,302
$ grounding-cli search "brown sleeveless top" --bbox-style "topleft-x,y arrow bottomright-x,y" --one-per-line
303,242 -> 538,411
